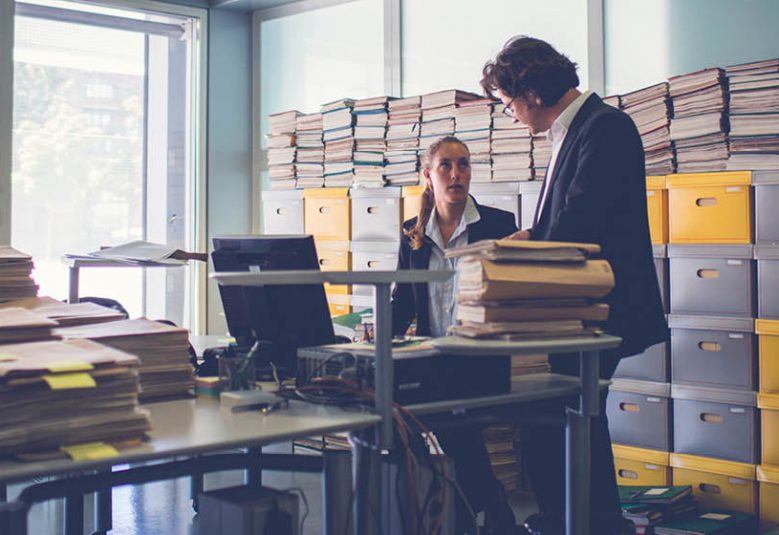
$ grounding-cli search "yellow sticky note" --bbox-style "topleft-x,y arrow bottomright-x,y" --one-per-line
43,373 -> 97,390
0,354 -> 18,363
46,361 -> 94,373
61,442 -> 119,461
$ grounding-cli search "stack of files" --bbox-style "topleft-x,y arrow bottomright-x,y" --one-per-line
56,318 -> 193,400
618,485 -> 697,534
0,307 -> 58,344
511,354 -> 550,376
621,82 -> 675,175
491,103 -> 533,181
65,240 -> 206,265
603,95 -> 622,109
384,149 -> 419,186
353,96 -> 392,188
267,110 -> 301,189
0,338 -> 151,456
322,98 -> 356,187
446,240 -> 614,340
0,296 -> 124,326
726,57 -> 779,170
0,246 -> 38,301
419,89 -> 481,150
386,96 -> 421,185
456,98 -> 495,182
669,68 -> 729,172
481,425 -> 520,492
654,510 -> 755,535
295,112 -> 325,188
532,135 -> 552,177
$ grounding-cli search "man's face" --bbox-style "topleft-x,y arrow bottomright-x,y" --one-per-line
496,88 -> 549,135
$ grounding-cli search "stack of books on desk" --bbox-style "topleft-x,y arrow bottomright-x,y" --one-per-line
419,89 -> 481,150
353,96 -> 391,188
726,57 -> 779,171
455,98 -> 495,182
0,246 -> 38,301
446,240 -> 614,340
0,339 -> 150,456
618,485 -> 697,535
56,318 -> 193,400
385,96 -> 421,186
267,110 -> 301,190
322,98 -> 356,187
0,296 -> 125,326
491,104 -> 533,182
531,134 -> 552,178
669,68 -> 729,172
294,112 -> 325,188
621,82 -> 675,175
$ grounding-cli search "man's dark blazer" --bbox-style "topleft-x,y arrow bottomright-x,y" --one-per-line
392,199 -> 518,336
530,93 -> 669,360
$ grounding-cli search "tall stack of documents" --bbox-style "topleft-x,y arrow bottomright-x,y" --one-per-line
267,110 -> 301,190
0,246 -> 38,301
455,98 -> 495,183
0,339 -> 150,455
322,98 -> 356,187
0,307 -> 58,344
531,134 -> 552,178
0,296 -> 125,326
669,68 -> 729,172
352,96 -> 391,188
56,318 -> 193,400
482,425 -> 520,492
294,112 -> 325,188
385,96 -> 421,186
726,58 -> 779,171
622,82 -> 675,175
419,90 -> 481,150
491,103 -> 533,182
446,240 -> 614,340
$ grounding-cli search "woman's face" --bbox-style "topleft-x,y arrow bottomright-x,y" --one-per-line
424,142 -> 471,206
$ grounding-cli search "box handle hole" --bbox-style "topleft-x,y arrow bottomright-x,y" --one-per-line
618,469 -> 638,480
367,206 -> 380,214
619,402 -> 640,413
275,208 -> 287,215
696,269 -> 719,279
318,206 -> 330,214
696,198 -> 717,207
319,259 -> 330,267
700,412 -> 723,424
699,483 -> 721,494
698,341 -> 721,352
367,261 -> 379,268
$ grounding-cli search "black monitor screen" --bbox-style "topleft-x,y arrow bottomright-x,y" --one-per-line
211,235 -> 335,375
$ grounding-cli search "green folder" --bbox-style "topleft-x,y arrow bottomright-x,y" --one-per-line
618,485 -> 693,505
654,510 -> 754,535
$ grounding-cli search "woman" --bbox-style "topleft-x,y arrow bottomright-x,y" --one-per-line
391,135 -> 519,534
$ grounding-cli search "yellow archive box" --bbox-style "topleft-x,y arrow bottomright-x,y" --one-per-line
758,464 -> 779,528
304,188 -> 351,240
667,171 -> 752,244
758,319 -> 779,393
646,176 -> 669,244
402,185 -> 425,224
613,444 -> 672,486
758,392 -> 779,467
671,453 -> 757,514
315,239 -> 351,317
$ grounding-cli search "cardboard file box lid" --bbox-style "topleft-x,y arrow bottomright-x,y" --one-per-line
667,171 -> 752,188
672,384 -> 756,406
402,185 -> 425,197
758,392 -> 779,411
610,378 -> 671,397
470,182 -> 520,195
754,245 -> 779,260
653,245 -> 667,258
349,187 -> 401,199
261,189 -> 303,201
757,464 -> 779,484
647,176 -> 667,190
350,241 -> 399,254
752,171 -> 779,186
668,244 -> 754,259
518,181 -> 543,194
668,314 -> 754,333
303,187 -> 349,199
670,453 -> 756,480
613,444 -> 670,466
756,319 -> 779,336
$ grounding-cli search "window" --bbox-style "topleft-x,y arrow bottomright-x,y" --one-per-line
85,82 -> 114,100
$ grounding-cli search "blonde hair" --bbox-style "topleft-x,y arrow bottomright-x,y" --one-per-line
405,136 -> 470,250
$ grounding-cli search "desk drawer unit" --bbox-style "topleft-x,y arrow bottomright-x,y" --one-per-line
669,314 -> 756,391
613,445 -> 672,486
607,379 -> 672,451
671,453 -> 757,515
667,171 -> 752,244
260,189 -> 304,235
758,464 -> 779,528
519,181 -> 543,230
402,185 -> 424,224
654,245 -> 669,313
304,188 -> 351,240
668,245 -> 754,317
758,319 -> 779,393
614,340 -> 670,383
470,182 -> 520,228
350,187 -> 402,242
756,245 -> 779,319
758,392 -> 779,466
754,171 -> 779,245
647,175 -> 669,244
350,241 -> 400,308
672,384 -> 758,464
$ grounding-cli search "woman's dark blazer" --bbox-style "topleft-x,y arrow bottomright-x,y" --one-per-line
391,199 -> 518,337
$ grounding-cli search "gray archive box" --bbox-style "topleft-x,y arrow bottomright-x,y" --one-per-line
261,190 -> 304,235
519,180 -> 543,230
350,187 -> 402,242
669,314 -> 756,391
754,171 -> 779,245
614,339 -> 670,382
607,379 -> 672,451
654,244 -> 669,313
668,244 -> 755,317
756,245 -> 779,319
350,241 -> 399,304
469,182 -> 520,227
672,384 -> 758,464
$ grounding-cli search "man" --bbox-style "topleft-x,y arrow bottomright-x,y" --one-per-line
481,36 -> 669,534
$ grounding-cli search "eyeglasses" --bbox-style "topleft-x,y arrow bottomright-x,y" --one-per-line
502,98 -> 517,118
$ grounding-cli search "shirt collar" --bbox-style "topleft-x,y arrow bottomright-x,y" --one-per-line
547,90 -> 592,144
425,195 -> 481,249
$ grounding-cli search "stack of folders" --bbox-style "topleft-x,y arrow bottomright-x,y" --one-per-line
385,95 -> 421,186
726,58 -> 779,171
531,134 -> 552,178
618,485 -> 697,535
56,318 -> 193,401
0,339 -> 150,456
294,112 -> 325,188
621,82 -> 676,175
654,511 -> 756,535
0,296 -> 125,326
0,307 -> 58,344
446,240 -> 614,340
0,247 -> 39,301
481,425 -> 520,492
491,103 -> 534,182
419,89 -> 481,150
322,98 -> 356,188
669,68 -> 730,172
352,96 -> 392,188
267,110 -> 302,190
455,98 -> 496,183
603,94 -> 622,109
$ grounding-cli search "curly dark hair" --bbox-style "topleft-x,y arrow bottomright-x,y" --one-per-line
481,36 -> 579,107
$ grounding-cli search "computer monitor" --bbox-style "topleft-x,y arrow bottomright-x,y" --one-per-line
211,235 -> 336,376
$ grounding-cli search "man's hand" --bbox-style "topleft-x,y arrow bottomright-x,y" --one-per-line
505,230 -> 531,240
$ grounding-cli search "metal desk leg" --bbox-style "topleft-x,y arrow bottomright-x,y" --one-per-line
64,494 -> 84,535
323,449 -> 352,535
94,487 -> 112,533
68,266 -> 80,304
245,447 -> 262,486
373,283 -> 393,451
1,484 -> 6,502
353,437 -> 381,535
190,471 -> 203,512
